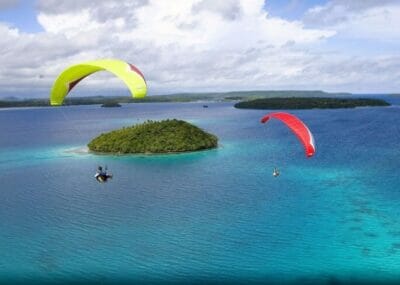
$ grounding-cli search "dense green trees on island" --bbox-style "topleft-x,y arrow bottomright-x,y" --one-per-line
234,97 -> 390,109
88,119 -> 218,154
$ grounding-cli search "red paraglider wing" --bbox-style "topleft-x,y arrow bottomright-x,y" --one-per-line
261,112 -> 316,158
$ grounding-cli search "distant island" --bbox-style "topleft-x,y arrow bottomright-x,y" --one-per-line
88,119 -> 218,154
0,90 -> 352,108
101,102 -> 121,107
234,97 -> 390,110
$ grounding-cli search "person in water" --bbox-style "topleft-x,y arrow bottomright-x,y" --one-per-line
95,166 -> 112,182
273,167 -> 280,177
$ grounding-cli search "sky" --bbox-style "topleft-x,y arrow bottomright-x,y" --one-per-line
0,0 -> 399,98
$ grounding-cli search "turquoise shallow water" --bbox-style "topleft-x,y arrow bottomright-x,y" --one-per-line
1,100 -> 400,283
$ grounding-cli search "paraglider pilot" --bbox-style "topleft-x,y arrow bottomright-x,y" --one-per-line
95,166 -> 112,183
273,167 -> 280,177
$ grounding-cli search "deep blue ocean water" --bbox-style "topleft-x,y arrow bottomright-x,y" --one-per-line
1,97 -> 400,283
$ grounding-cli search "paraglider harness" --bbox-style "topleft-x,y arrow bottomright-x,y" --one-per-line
95,166 -> 113,183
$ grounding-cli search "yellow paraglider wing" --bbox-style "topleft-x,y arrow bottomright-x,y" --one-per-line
50,59 -> 147,106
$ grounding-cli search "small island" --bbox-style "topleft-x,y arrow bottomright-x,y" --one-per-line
101,101 -> 121,107
88,119 -> 218,154
234,97 -> 390,109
